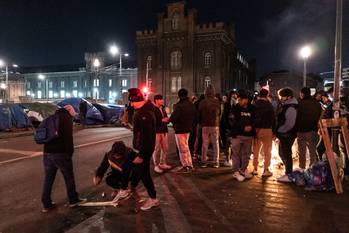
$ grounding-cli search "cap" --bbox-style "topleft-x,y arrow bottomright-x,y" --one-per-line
128,88 -> 144,102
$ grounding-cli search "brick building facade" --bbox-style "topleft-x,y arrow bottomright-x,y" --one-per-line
136,1 -> 255,106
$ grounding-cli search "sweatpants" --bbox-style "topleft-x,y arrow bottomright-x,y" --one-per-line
297,131 -> 318,169
278,135 -> 296,174
152,133 -> 169,166
175,133 -> 193,168
253,128 -> 273,170
230,136 -> 253,173
201,126 -> 220,165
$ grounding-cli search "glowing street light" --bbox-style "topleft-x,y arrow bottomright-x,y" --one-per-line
38,74 -> 45,80
299,45 -> 312,87
109,45 -> 120,57
93,58 -> 100,68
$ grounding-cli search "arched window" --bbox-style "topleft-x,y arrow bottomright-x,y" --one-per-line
204,76 -> 211,88
172,12 -> 179,30
147,56 -> 152,70
204,52 -> 212,67
171,77 -> 177,93
177,76 -> 182,90
171,51 -> 182,70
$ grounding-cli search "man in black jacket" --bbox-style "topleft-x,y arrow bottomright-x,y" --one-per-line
169,88 -> 197,173
41,105 -> 86,212
252,88 -> 275,177
296,87 -> 322,169
126,88 -> 159,211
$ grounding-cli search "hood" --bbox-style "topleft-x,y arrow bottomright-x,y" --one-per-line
283,98 -> 298,105
254,98 -> 270,107
141,100 -> 155,111
204,85 -> 215,98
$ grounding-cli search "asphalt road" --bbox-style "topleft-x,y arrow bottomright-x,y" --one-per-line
1,127 -> 349,233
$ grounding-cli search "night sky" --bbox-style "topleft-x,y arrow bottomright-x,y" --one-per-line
0,0 -> 346,78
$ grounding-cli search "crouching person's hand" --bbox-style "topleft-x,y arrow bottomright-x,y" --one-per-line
93,176 -> 102,185
133,156 -> 144,164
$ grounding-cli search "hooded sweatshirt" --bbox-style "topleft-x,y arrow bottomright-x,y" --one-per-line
198,85 -> 221,127
253,98 -> 276,132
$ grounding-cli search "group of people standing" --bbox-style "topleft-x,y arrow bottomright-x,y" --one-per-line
40,83 -> 347,213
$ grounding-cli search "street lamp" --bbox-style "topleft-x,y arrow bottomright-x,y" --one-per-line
38,74 -> 47,100
299,45 -> 312,87
109,44 -> 129,71
93,58 -> 100,68
0,59 -> 19,102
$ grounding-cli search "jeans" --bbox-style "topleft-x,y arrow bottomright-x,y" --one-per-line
152,133 -> 169,166
278,135 -> 296,174
230,136 -> 253,173
132,158 -> 157,199
297,131 -> 318,169
41,153 -> 79,208
201,126 -> 220,165
253,128 -> 273,170
175,133 -> 193,168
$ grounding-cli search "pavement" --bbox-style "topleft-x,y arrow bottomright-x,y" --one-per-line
1,128 -> 349,233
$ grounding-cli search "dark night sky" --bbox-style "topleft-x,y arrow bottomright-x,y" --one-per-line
0,0 -> 347,78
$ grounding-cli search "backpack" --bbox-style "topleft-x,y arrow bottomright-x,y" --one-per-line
34,113 -> 60,144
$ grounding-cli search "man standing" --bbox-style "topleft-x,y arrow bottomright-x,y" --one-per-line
152,94 -> 171,173
41,105 -> 86,212
169,88 -> 197,173
229,90 -> 255,182
296,87 -> 322,169
276,88 -> 298,177
127,88 -> 159,211
253,88 -> 275,177
198,85 -> 221,168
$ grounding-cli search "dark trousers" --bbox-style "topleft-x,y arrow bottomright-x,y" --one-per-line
42,153 -> 79,208
132,158 -> 156,199
106,171 -> 122,189
278,135 -> 296,174
120,160 -> 139,190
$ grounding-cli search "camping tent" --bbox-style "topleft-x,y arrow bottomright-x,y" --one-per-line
92,103 -> 124,124
0,104 -> 32,131
57,98 -> 104,125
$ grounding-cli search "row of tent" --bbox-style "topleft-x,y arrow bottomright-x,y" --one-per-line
0,98 -> 124,131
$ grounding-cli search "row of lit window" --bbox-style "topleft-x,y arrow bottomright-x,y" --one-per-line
146,51 -> 212,70
27,79 -> 128,89
170,76 -> 212,93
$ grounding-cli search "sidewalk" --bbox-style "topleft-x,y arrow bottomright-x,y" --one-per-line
64,131 -> 349,233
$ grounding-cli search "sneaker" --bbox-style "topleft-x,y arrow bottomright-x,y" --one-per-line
112,189 -> 131,202
233,171 -> 245,182
243,170 -> 253,179
69,198 -> 87,208
188,166 -> 195,172
262,169 -> 273,177
41,202 -> 56,213
277,175 -> 292,183
154,165 -> 164,173
176,166 -> 190,173
140,198 -> 160,211
213,163 -> 220,168
252,169 -> 258,175
223,161 -> 233,167
159,163 -> 172,170
200,163 -> 208,168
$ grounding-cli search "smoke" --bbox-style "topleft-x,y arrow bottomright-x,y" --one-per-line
258,0 -> 336,74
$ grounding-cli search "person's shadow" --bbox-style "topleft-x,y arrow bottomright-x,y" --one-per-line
301,204 -> 342,233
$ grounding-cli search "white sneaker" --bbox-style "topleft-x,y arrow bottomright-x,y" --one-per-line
262,169 -> 273,177
154,166 -> 164,174
233,172 -> 245,182
112,189 -> 130,202
140,198 -> 160,211
223,161 -> 233,167
243,170 -> 253,179
252,169 -> 258,175
159,163 -> 172,170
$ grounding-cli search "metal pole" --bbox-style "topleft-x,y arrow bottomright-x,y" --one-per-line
333,0 -> 343,112
5,65 -> 8,102
303,59 -> 307,87
119,54 -> 122,75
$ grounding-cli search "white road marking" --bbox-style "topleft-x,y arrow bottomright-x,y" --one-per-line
0,133 -> 132,166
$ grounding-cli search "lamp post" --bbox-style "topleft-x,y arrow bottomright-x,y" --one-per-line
299,46 -> 312,87
38,74 -> 47,100
333,0 -> 343,112
0,60 -> 19,102
109,45 -> 129,99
